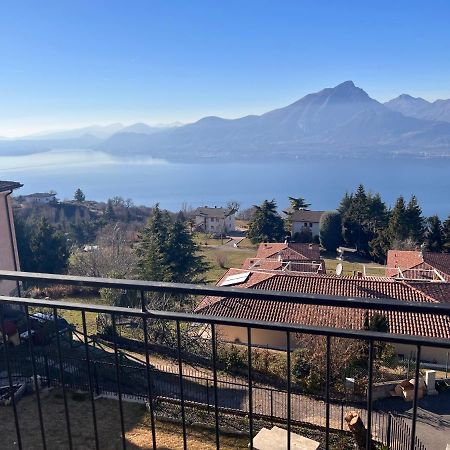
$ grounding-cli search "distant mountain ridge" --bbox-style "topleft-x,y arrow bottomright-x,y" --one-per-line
2,81 -> 450,160
98,81 -> 450,160
385,94 -> 450,123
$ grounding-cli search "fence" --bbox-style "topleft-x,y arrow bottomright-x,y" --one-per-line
2,269 -> 449,449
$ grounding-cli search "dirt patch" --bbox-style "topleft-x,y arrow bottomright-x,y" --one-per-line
0,389 -> 247,449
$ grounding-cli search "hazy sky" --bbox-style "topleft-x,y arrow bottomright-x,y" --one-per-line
1,0 -> 450,136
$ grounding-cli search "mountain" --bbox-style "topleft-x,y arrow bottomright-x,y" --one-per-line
99,81 -> 450,160
118,122 -> 179,134
385,94 -> 450,123
24,123 -> 124,140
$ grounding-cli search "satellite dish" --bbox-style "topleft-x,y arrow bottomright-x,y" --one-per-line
336,263 -> 343,276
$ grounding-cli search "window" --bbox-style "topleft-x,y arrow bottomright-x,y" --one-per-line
309,223 -> 313,227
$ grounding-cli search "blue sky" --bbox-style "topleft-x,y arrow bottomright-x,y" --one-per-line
1,0 -> 450,136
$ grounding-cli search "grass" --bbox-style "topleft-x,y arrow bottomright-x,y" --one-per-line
193,232 -> 229,247
0,390 -> 248,449
200,247 -> 256,283
235,237 -> 257,250
322,252 -> 385,276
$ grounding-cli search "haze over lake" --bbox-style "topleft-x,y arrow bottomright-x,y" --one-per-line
1,149 -> 449,217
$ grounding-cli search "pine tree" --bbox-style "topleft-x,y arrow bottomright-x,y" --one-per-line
247,200 -> 285,244
443,214 -> 450,253
27,218 -> 69,273
166,214 -> 208,283
425,215 -> 443,252
388,196 -> 409,243
136,204 -> 171,281
405,195 -> 425,244
74,188 -> 86,202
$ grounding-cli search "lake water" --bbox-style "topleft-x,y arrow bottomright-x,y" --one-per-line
1,149 -> 449,217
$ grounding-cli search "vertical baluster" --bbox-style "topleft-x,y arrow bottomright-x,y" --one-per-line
247,327 -> 254,450
0,306 -> 22,449
286,331 -> 291,450
25,305 -> 47,449
176,320 -> 187,450
81,311 -> 99,450
366,340 -> 374,450
53,307 -> 73,450
325,335 -> 331,450
410,345 -> 421,450
211,323 -> 220,450
111,314 -> 126,449
140,291 -> 157,449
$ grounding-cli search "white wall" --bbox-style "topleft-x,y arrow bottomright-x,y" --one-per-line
292,221 -> 320,237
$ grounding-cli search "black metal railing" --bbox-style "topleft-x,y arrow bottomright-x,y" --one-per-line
1,270 -> 449,450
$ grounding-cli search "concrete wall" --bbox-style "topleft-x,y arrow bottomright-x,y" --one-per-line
0,192 -> 20,295
217,325 -> 450,365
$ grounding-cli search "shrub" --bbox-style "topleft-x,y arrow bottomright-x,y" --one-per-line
319,211 -> 342,251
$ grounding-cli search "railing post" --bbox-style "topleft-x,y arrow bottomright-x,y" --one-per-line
93,361 -> 100,396
206,378 -> 210,410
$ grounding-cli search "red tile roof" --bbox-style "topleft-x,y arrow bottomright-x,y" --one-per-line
255,243 -> 321,261
386,250 -> 450,281
196,271 -> 450,339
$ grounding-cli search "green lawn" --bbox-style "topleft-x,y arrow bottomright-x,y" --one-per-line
193,232 -> 229,247
323,255 -> 385,276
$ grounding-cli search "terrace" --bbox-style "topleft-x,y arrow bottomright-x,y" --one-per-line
1,270 -> 450,449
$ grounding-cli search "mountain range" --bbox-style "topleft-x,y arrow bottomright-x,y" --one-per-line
2,81 -> 450,161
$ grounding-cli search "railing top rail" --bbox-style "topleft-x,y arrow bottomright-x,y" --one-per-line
1,294 -> 450,349
1,270 -> 450,317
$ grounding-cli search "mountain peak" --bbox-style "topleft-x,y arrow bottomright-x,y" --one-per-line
335,80 -> 356,89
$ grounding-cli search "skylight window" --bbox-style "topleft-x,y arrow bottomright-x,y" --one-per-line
221,271 -> 251,286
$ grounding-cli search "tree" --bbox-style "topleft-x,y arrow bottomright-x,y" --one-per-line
226,200 -> 240,214
136,205 -> 207,283
165,214 -> 208,283
136,204 -> 171,282
405,195 -> 425,244
368,228 -> 391,264
104,199 -> 116,221
388,196 -> 409,243
288,196 -> 311,211
319,211 -> 342,251
246,200 -> 285,244
292,227 -> 313,243
442,214 -> 450,253
74,188 -> 86,203
425,215 -> 443,252
70,224 -> 137,279
17,217 -> 69,274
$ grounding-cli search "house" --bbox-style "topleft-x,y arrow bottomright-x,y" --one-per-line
386,250 -> 450,281
195,268 -> 450,364
22,192 -> 56,205
242,242 -> 326,274
290,210 -> 324,239
0,180 -> 23,296
194,206 -> 236,234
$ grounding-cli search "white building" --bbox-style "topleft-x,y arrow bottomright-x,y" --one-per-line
0,180 -> 22,296
291,210 -> 324,239
23,192 -> 56,205
195,206 -> 236,234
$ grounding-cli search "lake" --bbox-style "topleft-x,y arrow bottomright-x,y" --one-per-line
1,149 -> 449,217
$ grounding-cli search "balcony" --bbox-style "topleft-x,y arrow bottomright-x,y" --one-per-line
1,270 -> 449,449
